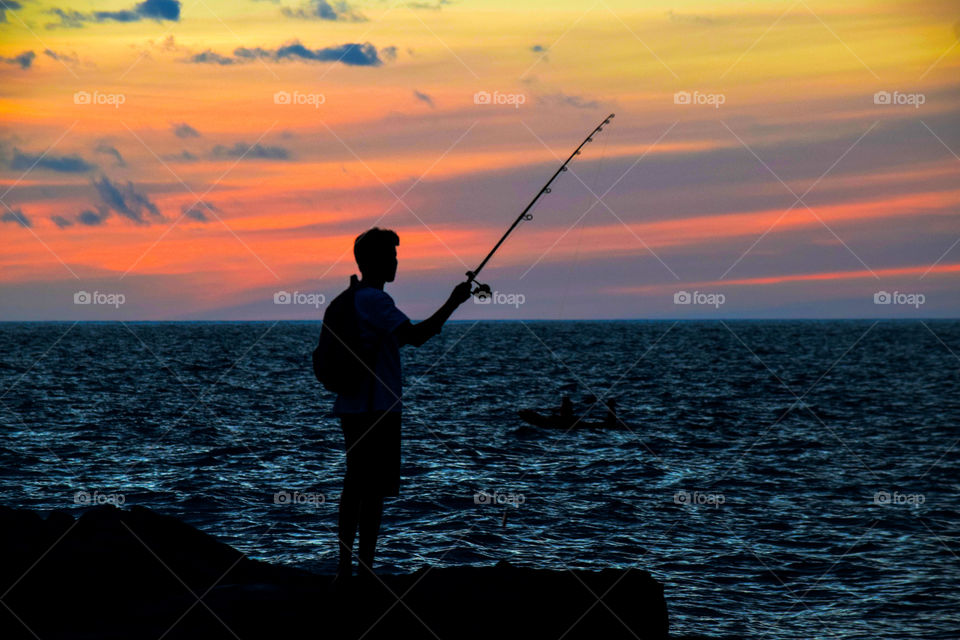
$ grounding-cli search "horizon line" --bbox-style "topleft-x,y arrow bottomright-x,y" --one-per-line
2,317 -> 958,323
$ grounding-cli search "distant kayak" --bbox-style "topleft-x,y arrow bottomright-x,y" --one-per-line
517,409 -> 630,430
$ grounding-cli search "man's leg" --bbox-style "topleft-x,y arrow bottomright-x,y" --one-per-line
357,493 -> 384,575
337,483 -> 360,576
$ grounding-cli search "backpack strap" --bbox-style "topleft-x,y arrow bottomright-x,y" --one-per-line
350,276 -> 379,414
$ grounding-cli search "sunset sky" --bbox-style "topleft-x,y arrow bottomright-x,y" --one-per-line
1,0 -> 958,319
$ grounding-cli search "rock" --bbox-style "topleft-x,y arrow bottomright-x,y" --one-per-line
0,504 -> 668,639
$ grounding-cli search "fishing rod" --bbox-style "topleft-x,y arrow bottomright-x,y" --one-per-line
465,113 -> 615,298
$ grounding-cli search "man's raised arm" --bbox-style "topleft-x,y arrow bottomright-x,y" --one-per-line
395,282 -> 473,347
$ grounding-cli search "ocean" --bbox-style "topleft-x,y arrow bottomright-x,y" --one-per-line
1,320 -> 957,639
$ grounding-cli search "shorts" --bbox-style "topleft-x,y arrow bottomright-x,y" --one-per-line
340,410 -> 401,497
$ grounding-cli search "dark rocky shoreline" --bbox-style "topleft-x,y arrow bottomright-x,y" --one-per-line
0,504 -> 669,639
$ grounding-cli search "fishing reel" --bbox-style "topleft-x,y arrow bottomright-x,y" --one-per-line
465,271 -> 492,301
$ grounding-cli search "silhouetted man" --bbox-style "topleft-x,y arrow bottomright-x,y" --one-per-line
334,227 -> 471,583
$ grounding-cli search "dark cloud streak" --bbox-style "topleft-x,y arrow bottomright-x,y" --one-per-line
76,207 -> 110,226
1,50 -> 35,69
186,40 -> 392,67
181,201 -> 220,222
282,0 -> 366,22
1,208 -> 31,227
413,89 -> 435,108
0,1 -> 24,23
407,0 -> 450,10
50,214 -> 74,228
536,92 -> 600,109
43,49 -> 79,64
211,142 -> 290,160
172,122 -> 200,138
162,150 -> 199,162
94,143 -> 125,167
92,175 -> 164,225
9,148 -> 95,173
46,0 -> 180,29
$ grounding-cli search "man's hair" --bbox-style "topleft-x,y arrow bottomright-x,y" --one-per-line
353,227 -> 399,273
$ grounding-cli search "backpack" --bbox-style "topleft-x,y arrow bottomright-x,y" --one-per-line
312,276 -> 375,395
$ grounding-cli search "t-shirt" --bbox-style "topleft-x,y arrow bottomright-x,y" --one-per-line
333,286 -> 409,415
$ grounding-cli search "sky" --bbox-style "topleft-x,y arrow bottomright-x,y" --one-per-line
0,0 -> 958,320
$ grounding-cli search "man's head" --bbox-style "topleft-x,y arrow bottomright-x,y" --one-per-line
354,227 -> 399,282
